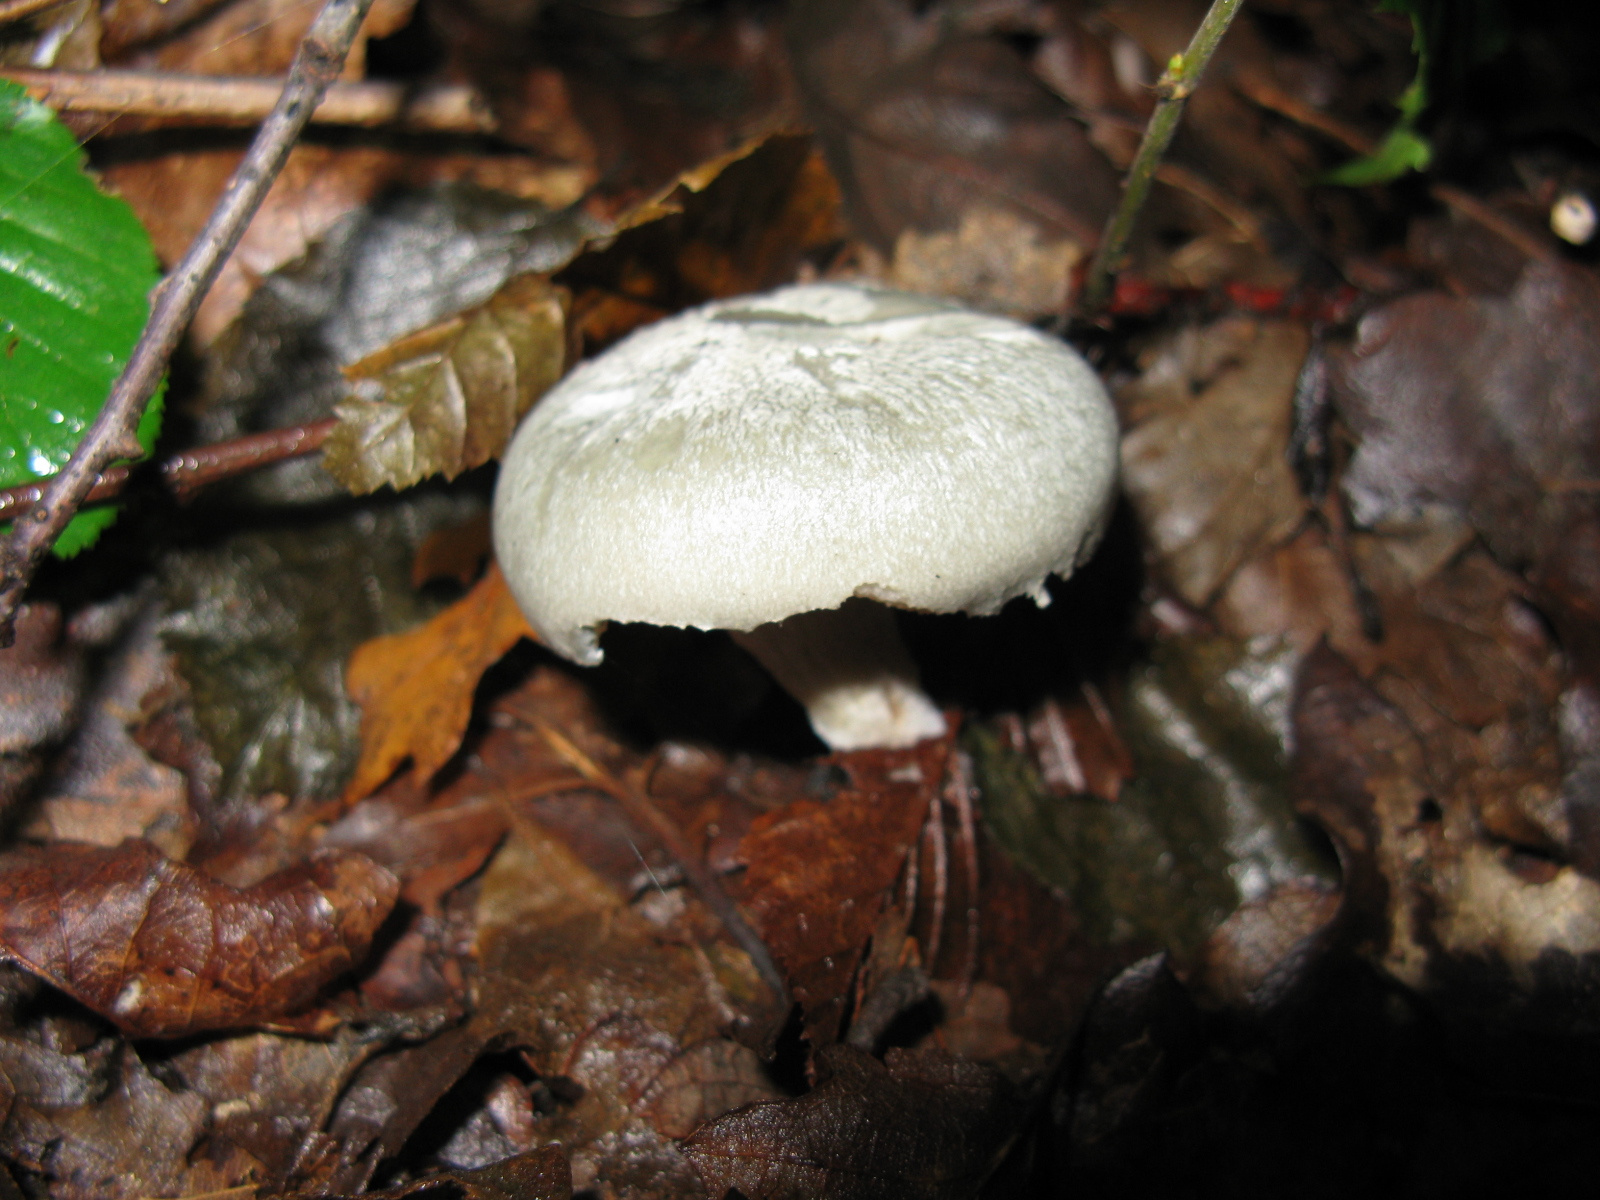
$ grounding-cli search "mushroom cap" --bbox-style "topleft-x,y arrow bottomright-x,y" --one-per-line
492,282 -> 1119,665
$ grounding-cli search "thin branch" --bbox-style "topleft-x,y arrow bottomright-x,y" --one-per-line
3,69 -> 496,134
0,418 -> 338,523
0,0 -> 377,645
1076,0 -> 1247,321
0,0 -> 63,29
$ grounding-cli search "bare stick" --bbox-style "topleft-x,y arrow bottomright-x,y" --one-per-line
3,69 -> 495,134
0,418 -> 338,523
0,0 -> 377,646
1077,0 -> 1246,321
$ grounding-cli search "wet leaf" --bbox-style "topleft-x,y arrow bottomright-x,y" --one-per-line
0,839 -> 397,1037
0,77 -> 162,557
1120,318 -> 1311,608
787,0 -> 1118,254
683,1044 -> 1023,1200
0,1042 -> 231,1200
0,604 -> 83,815
735,737 -> 952,1042
357,1147 -> 572,1200
1330,262 -> 1600,681
557,131 -> 845,350
325,276 -> 568,495
1292,640 -> 1600,1028
470,816 -> 781,1199
343,563 -> 535,801
977,634 -> 1330,959
160,492 -> 481,809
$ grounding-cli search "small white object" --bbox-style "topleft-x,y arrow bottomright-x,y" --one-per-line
1551,190 -> 1597,246
493,282 -> 1119,749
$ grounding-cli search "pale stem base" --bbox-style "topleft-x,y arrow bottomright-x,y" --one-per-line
731,598 -> 947,751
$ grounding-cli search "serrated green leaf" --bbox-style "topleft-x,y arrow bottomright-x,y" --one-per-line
0,77 -> 162,556
323,274 -> 567,495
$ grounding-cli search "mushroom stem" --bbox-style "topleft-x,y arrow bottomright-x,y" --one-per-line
730,598 -> 947,751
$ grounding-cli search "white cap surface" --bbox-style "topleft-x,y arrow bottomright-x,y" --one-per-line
493,282 -> 1118,665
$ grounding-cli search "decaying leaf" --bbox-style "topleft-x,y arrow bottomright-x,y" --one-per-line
735,737 -> 952,1043
1120,318 -> 1311,608
557,131 -> 846,350
0,1041 -> 228,1200
0,840 -> 397,1038
683,1044 -> 1023,1200
343,563 -> 535,801
356,1147 -> 572,1200
160,493 -> 481,809
1330,261 -> 1600,681
325,275 -> 568,495
1293,641 -> 1600,1028
470,817 -> 780,1199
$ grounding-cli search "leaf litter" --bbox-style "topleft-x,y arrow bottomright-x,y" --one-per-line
4,0 -> 1600,1195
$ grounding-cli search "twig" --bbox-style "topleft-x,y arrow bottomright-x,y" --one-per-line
533,719 -> 792,1007
0,0 -> 377,646
3,69 -> 495,134
1077,0 -> 1246,321
0,0 -> 63,28
0,418 -> 338,523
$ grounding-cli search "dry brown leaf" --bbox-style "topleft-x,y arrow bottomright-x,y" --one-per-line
1293,643 -> 1600,1021
0,840 -> 397,1038
1120,318 -> 1311,608
558,131 -> 846,352
683,1044 -> 1022,1200
354,1147 -> 572,1200
324,275 -> 568,495
1330,262 -> 1600,683
343,563 -> 535,802
471,818 -> 781,1198
735,736 -> 952,1043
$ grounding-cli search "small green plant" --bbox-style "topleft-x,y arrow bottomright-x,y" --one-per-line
0,77 -> 162,556
1323,0 -> 1506,186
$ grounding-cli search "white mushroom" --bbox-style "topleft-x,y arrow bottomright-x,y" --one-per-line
492,281 -> 1118,750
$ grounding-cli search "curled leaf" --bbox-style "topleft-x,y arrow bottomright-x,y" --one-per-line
324,274 -> 567,495
0,840 -> 398,1038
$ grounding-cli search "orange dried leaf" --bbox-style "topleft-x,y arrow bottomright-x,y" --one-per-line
0,840 -> 397,1039
344,563 -> 535,802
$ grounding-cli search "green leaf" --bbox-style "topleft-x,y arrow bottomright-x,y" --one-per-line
322,274 -> 567,495
0,77 -> 163,557
1320,124 -> 1434,187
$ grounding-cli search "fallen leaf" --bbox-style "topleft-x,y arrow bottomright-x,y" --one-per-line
683,1044 -> 1023,1200
26,600 -> 190,856
0,1041 -> 235,1200
735,737 -> 952,1043
557,131 -> 846,351
357,1146 -> 571,1200
469,817 -> 782,1199
0,840 -> 397,1038
325,276 -> 567,495
161,493 -> 481,810
1292,642 -> 1600,1026
787,0 -> 1119,253
343,563 -> 535,802
0,604 -> 83,815
1330,261 -> 1600,681
1121,318 -> 1311,608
